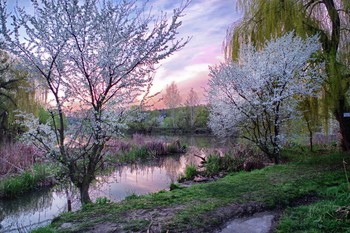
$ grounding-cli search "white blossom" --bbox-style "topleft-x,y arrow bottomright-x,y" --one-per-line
208,32 -> 324,162
1,0 -> 190,203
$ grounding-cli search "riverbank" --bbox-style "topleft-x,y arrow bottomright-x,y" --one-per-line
33,150 -> 350,232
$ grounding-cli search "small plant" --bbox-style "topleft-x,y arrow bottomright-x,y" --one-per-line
184,164 -> 197,180
95,197 -> 111,205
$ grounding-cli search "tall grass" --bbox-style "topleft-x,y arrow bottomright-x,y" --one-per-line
0,163 -> 53,198
104,134 -> 186,163
0,141 -> 44,176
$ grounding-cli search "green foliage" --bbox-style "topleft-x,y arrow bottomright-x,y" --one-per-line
119,147 -> 148,162
229,0 -> 350,151
230,0 -> 310,60
184,164 -> 197,179
95,197 -> 111,205
205,154 -> 221,176
223,153 -> 244,172
0,50 -> 41,138
38,107 -> 50,124
127,105 -> 209,132
0,163 -> 53,198
162,116 -> 173,128
194,105 -> 209,128
0,171 -> 35,197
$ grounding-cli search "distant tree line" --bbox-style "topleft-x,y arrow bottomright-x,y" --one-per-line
128,105 -> 209,134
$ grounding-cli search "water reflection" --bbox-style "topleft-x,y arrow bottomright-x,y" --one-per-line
0,149 -> 203,232
91,154 -> 188,201
0,189 -> 68,232
0,135 -> 227,232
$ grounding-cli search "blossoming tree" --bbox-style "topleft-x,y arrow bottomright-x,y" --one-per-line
208,32 -> 324,163
0,0 -> 190,204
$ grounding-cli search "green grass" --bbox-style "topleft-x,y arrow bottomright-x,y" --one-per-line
37,150 -> 350,232
0,163 -> 54,198
31,226 -> 58,233
276,183 -> 350,233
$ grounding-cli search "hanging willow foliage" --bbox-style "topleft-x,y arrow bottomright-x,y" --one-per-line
0,50 -> 40,138
226,0 -> 350,150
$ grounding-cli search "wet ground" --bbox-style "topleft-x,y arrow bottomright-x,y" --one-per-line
217,211 -> 276,233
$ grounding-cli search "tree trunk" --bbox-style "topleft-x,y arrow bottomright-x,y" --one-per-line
335,104 -> 350,151
79,182 -> 92,205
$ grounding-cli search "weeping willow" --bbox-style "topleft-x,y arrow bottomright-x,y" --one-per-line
227,0 -> 350,150
0,50 -> 40,140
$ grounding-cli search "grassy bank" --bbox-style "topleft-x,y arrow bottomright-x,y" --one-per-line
34,150 -> 350,233
0,163 -> 56,199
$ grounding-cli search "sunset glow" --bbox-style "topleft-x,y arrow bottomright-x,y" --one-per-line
147,0 -> 241,105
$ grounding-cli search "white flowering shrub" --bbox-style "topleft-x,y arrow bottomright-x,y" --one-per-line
208,32 -> 324,163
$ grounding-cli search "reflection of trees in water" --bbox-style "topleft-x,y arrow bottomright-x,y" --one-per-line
0,189 -> 53,216
159,155 -> 182,182
53,182 -> 81,211
94,154 -> 185,187
0,188 -> 55,232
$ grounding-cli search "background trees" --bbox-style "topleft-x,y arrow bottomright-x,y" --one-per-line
208,33 -> 323,163
227,0 -> 350,151
163,81 -> 182,128
185,88 -> 199,129
1,0 -> 189,204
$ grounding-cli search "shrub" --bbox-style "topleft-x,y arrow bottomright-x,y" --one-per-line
205,154 -> 221,176
0,171 -> 35,197
120,147 -> 149,162
145,141 -> 167,156
0,163 -> 56,198
166,140 -> 185,154
184,164 -> 197,179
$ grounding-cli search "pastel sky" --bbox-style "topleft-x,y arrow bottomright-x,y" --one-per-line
6,0 -> 241,106
148,0 -> 241,106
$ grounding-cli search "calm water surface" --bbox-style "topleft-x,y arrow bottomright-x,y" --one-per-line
0,135 -> 227,232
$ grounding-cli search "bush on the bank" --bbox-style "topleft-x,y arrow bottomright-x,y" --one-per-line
205,154 -> 221,176
202,146 -> 267,177
184,164 -> 197,179
105,135 -> 186,163
0,163 -> 53,198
